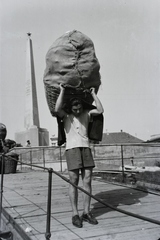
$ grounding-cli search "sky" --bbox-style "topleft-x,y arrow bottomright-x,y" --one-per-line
0,0 -> 160,143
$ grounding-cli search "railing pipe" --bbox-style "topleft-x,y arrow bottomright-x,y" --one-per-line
0,154 -> 4,231
45,169 -> 53,240
20,154 -> 22,171
0,154 -> 13,239
121,145 -> 125,182
1,148 -> 160,240
59,147 -> 62,172
30,150 -> 32,169
43,148 -> 45,169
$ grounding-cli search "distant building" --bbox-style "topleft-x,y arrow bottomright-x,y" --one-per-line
49,131 -> 144,146
50,136 -> 58,146
101,131 -> 144,144
146,134 -> 160,143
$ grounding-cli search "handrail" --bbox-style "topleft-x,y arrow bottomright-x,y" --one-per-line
93,142 -> 160,147
1,144 -> 160,239
0,154 -> 4,230
0,154 -> 13,239
50,167 -> 160,226
6,142 -> 160,188
5,141 -> 160,188
9,141 -> 160,170
15,156 -> 160,226
12,142 -> 160,149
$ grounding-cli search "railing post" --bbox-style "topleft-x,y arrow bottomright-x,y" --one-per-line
0,154 -> 4,231
43,148 -> 45,169
45,169 -> 52,240
121,145 -> 125,183
30,149 -> 32,170
19,154 -> 22,170
0,154 -> 13,239
59,147 -> 62,172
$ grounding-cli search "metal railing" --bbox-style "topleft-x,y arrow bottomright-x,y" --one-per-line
1,142 -> 160,239
0,153 -> 53,240
13,142 -> 160,175
0,153 -> 13,240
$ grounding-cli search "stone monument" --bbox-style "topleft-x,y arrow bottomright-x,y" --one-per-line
15,33 -> 49,146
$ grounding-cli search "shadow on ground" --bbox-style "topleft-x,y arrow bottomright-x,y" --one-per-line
91,187 -> 147,218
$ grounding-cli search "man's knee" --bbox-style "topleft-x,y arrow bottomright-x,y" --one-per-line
83,168 -> 92,185
84,175 -> 92,185
69,169 -> 79,185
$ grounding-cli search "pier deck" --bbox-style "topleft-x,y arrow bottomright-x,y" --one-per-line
1,170 -> 160,240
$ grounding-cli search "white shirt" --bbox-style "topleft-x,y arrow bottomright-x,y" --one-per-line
64,111 -> 90,150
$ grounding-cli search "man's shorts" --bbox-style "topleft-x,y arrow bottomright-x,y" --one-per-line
65,147 -> 95,171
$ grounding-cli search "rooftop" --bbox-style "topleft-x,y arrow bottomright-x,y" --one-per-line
101,131 -> 144,144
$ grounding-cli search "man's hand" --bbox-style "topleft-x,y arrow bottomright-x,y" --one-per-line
90,87 -> 96,95
55,83 -> 66,118
59,83 -> 65,92
89,87 -> 104,115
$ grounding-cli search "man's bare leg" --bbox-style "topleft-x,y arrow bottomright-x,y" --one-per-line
68,169 -> 79,216
81,167 -> 98,224
81,167 -> 92,214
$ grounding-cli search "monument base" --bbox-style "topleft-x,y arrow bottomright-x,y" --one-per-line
15,125 -> 49,147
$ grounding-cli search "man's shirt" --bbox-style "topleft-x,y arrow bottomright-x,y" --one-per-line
64,110 -> 90,150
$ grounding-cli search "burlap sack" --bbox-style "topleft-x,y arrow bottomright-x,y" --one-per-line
43,30 -> 101,117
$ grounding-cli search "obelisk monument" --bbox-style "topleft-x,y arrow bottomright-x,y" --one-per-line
15,33 -> 49,146
24,32 -> 40,129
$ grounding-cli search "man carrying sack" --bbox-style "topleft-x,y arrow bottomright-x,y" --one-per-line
55,84 -> 104,228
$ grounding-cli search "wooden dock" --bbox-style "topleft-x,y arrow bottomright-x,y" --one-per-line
1,170 -> 160,240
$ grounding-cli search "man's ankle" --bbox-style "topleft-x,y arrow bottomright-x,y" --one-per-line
72,212 -> 79,217
83,210 -> 90,215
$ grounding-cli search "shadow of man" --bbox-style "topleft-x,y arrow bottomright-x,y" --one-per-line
91,187 -> 148,218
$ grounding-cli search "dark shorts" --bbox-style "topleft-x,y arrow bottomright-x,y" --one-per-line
65,147 -> 95,171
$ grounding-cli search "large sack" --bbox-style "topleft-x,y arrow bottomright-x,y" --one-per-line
43,30 -> 101,117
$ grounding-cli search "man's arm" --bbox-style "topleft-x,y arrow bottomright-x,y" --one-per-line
55,84 -> 66,118
89,88 -> 104,116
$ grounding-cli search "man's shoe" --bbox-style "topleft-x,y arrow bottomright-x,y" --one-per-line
82,212 -> 98,225
72,215 -> 83,228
